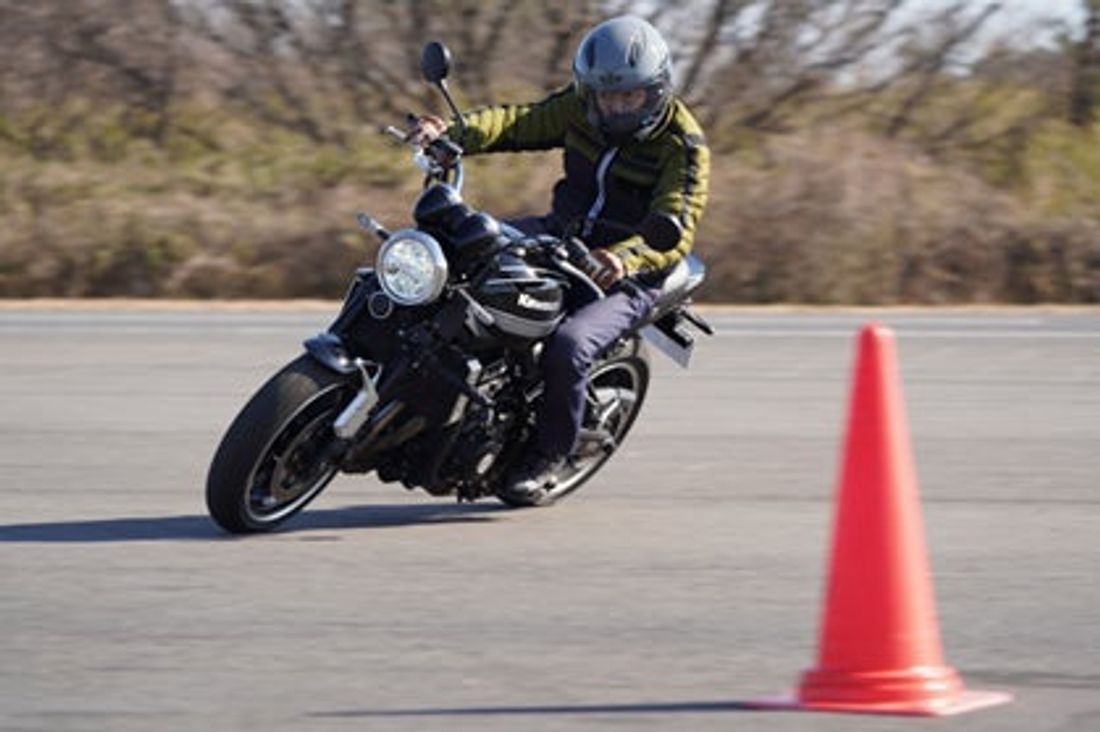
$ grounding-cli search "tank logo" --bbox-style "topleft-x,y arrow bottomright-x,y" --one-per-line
517,293 -> 558,312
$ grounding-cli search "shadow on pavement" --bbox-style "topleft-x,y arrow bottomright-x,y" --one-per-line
0,502 -> 506,543
310,700 -> 753,719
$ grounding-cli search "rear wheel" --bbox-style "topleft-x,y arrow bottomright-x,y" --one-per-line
499,338 -> 650,507
206,355 -> 353,533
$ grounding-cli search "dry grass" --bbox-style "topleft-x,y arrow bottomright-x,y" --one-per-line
1,117 -> 1098,304
696,126 -> 1100,304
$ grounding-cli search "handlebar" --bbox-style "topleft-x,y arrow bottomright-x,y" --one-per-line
380,119 -> 465,191
531,235 -> 639,299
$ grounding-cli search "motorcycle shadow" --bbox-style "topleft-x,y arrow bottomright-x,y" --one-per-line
0,502 -> 508,543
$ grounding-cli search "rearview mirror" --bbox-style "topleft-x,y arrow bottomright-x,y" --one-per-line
639,212 -> 683,253
420,42 -> 452,84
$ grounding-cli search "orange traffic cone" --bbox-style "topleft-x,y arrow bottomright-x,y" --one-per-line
751,323 -> 1011,715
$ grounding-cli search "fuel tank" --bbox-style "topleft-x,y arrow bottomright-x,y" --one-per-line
472,252 -> 564,341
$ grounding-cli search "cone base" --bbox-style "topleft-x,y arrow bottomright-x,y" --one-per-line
747,689 -> 1013,717
799,664 -> 964,707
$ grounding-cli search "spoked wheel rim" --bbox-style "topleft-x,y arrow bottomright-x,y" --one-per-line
544,355 -> 646,500
243,385 -> 347,526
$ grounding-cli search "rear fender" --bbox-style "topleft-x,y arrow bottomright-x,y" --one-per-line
640,305 -> 713,369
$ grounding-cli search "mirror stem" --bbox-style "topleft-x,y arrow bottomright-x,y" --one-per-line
437,80 -> 467,137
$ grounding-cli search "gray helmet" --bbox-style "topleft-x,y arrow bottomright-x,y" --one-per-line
572,16 -> 673,141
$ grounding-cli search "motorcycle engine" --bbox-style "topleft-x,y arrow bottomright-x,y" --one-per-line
439,359 -> 525,497
373,353 -> 529,498
449,403 -> 507,479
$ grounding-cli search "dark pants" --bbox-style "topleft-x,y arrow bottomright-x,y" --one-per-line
507,215 -> 660,457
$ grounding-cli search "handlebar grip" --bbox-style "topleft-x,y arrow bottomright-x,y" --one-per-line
562,236 -> 643,296
562,236 -> 593,266
425,137 -> 463,166
437,138 -> 463,157
617,278 -> 640,297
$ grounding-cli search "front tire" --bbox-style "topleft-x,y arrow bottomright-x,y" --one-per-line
206,355 -> 353,533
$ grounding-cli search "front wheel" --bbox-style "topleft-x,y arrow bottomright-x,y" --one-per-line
206,355 -> 353,533
499,338 -> 650,507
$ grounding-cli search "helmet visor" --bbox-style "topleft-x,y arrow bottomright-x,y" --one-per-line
591,83 -> 668,137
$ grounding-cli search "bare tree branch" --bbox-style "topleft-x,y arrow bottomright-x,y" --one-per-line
884,2 -> 1001,138
1071,0 -> 1100,125
541,0 -> 594,90
681,0 -> 741,97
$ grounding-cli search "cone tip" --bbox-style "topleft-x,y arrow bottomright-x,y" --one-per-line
859,321 -> 895,346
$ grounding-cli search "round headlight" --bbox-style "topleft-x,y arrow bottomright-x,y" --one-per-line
376,229 -> 448,306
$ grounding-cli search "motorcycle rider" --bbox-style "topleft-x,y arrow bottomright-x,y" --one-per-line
408,15 -> 710,504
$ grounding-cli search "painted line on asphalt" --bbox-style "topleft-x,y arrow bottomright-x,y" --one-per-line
707,316 -> 1048,327
711,329 -> 1098,339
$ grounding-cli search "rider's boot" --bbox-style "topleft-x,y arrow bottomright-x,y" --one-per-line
497,451 -> 565,504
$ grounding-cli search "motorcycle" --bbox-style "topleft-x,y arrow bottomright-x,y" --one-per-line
205,41 -> 712,533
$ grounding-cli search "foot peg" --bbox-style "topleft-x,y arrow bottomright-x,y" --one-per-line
577,428 -> 617,455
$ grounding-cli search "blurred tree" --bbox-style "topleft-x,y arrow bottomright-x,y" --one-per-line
0,0 -> 191,153
608,1 -> 1003,143
1070,0 -> 1100,125
881,3 -> 1001,138
0,0 -> 1069,156
539,0 -> 598,92
172,0 -> 599,142
2,0 -> 1097,303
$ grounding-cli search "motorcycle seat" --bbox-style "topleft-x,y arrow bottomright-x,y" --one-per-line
651,254 -> 705,311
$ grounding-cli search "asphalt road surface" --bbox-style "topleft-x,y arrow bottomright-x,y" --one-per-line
1,306 -> 1097,732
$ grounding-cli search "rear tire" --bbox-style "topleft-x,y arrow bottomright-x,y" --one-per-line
206,355 -> 352,533
498,338 -> 650,508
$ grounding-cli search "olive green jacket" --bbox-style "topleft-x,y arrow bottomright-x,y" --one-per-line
449,86 -> 709,276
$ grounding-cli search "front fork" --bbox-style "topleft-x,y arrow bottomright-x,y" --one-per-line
331,359 -> 380,439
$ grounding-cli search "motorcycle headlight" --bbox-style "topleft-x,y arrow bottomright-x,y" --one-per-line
376,229 -> 448,306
